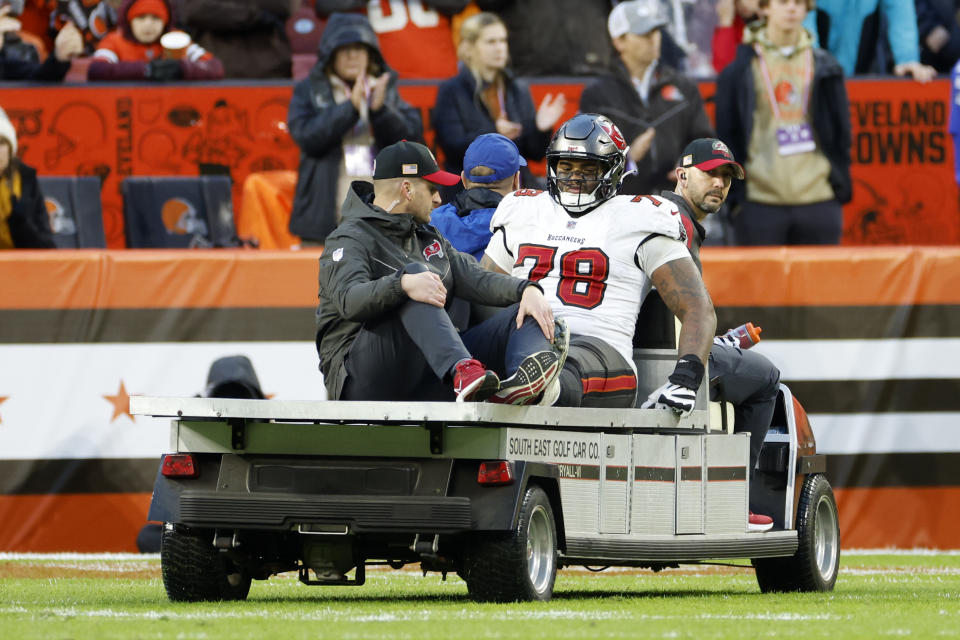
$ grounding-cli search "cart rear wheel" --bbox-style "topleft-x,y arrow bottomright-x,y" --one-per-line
753,474 -> 840,592
463,485 -> 557,602
161,527 -> 251,602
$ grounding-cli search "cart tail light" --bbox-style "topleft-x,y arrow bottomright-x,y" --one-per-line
477,461 -> 514,485
161,454 -> 199,478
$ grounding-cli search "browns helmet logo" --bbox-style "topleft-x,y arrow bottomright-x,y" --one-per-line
45,197 -> 76,235
423,240 -> 444,260
161,198 -> 208,236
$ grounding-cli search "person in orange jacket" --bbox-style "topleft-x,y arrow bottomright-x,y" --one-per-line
88,0 -> 223,81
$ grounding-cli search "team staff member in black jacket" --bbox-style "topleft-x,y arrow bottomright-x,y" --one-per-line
317,141 -> 567,404
579,0 -> 714,197
660,138 -> 779,532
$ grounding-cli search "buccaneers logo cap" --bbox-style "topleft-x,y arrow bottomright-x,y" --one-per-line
373,140 -> 461,186
678,138 -> 745,180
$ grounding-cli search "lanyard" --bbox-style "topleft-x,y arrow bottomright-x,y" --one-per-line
754,45 -> 812,120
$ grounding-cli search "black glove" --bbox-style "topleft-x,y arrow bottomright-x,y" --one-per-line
145,58 -> 183,81
640,355 -> 704,418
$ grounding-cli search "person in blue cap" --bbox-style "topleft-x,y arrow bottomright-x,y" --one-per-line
430,133 -> 526,261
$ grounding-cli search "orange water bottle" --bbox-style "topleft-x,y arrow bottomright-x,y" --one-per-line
724,322 -> 762,349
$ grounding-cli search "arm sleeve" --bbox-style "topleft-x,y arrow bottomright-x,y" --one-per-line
636,234 -> 692,276
883,0 -> 922,65
432,80 -> 494,168
287,78 -> 361,157
87,59 -> 148,80
712,24 -> 740,74
512,80 -> 551,162
181,54 -> 225,80
8,173 -> 56,249
316,236 -> 408,321
371,82 -> 424,146
448,242 -> 529,306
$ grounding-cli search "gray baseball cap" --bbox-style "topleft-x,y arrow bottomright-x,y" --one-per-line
608,0 -> 669,38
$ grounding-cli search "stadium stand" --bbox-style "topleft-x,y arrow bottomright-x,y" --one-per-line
37,176 -> 106,249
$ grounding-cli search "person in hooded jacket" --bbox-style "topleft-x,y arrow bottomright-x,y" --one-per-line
88,0 -> 225,81
0,107 -> 55,249
287,12 -> 422,246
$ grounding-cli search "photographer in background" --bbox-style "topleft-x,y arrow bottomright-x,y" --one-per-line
0,3 -> 83,80
0,107 -> 55,249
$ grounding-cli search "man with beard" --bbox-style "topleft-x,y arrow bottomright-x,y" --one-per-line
658,137 -> 780,532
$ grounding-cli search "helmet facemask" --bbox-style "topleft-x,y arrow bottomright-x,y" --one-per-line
547,156 -> 622,214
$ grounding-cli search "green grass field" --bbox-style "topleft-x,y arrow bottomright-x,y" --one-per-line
1,551 -> 959,639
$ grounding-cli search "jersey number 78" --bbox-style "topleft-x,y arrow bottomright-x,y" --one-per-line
515,244 -> 609,309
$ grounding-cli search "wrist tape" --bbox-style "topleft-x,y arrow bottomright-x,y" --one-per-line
668,354 -> 704,391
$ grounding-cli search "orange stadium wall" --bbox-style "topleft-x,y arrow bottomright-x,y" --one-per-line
0,247 -> 958,551
0,77 -> 956,248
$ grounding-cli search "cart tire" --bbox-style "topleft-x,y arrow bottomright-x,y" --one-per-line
463,485 -> 557,602
753,473 -> 840,592
161,527 -> 251,602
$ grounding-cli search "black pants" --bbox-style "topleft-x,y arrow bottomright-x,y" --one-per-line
735,199 -> 843,245
709,342 -> 781,481
556,335 -> 637,408
341,297 -> 551,401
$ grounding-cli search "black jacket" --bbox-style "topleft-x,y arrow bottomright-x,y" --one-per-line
316,181 -> 534,398
660,190 -> 706,271
715,43 -> 852,210
287,13 -> 423,243
178,0 -> 293,78
579,59 -> 714,197
474,0 -> 615,77
5,162 -> 55,249
432,64 -> 550,177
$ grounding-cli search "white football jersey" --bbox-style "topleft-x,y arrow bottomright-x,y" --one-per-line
485,189 -> 690,371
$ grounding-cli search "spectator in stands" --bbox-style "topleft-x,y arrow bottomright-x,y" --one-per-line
287,12 -> 422,245
315,1 -> 468,79
51,0 -> 120,55
88,0 -> 225,81
712,0 -> 759,73
916,0 -> 960,74
0,4 -> 82,80
475,0 -> 616,76
803,0 -> 936,81
716,0 -> 851,245
7,0 -> 54,57
176,0 -> 293,79
432,11 -> 565,195
0,107 -> 55,249
579,0 -> 714,197
431,132 -> 523,261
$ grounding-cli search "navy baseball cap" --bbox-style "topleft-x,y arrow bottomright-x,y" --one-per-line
463,133 -> 527,184
678,138 -> 745,180
374,140 -> 461,186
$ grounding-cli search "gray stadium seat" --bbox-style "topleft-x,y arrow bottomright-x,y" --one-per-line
121,176 -> 237,249
37,176 -> 106,249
